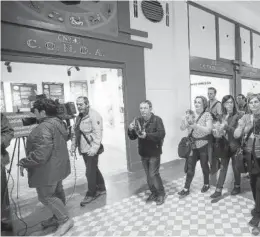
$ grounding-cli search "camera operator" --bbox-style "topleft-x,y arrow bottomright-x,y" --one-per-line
1,113 -> 14,233
128,100 -> 166,205
70,96 -> 106,206
18,98 -> 73,236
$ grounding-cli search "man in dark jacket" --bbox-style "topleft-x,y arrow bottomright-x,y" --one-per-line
18,98 -> 73,236
1,113 -> 14,233
128,100 -> 166,205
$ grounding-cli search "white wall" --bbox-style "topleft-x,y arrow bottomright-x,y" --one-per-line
129,1 -> 190,163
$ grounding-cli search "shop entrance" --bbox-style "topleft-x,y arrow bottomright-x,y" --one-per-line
1,62 -> 128,177
190,74 -> 231,109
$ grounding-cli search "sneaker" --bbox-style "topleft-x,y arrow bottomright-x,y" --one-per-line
249,216 -> 260,228
80,195 -> 96,207
41,215 -> 58,228
146,193 -> 157,203
210,191 -> 222,199
54,218 -> 74,236
156,196 -> 165,205
231,187 -> 241,195
178,189 -> 189,197
201,185 -> 210,193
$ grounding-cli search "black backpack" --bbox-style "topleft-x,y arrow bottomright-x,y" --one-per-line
207,101 -> 221,122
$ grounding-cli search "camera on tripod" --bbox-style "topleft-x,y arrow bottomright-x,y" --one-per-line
21,94 -> 77,126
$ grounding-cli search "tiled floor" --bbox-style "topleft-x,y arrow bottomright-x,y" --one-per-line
4,157 -> 257,236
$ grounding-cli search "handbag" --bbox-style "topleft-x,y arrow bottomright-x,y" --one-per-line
178,112 -> 204,159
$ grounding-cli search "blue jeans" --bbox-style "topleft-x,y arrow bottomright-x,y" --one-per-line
141,156 -> 165,196
36,181 -> 68,223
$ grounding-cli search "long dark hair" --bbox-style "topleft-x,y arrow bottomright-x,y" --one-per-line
221,95 -> 237,115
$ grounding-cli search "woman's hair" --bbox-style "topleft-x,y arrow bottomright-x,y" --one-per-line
194,96 -> 208,111
248,94 -> 260,103
221,95 -> 237,115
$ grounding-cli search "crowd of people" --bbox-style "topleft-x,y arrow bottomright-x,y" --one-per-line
1,89 -> 260,235
178,88 -> 260,228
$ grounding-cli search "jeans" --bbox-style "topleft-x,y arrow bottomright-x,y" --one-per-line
250,173 -> 260,218
36,181 -> 68,223
184,144 -> 209,189
216,155 -> 241,190
141,156 -> 165,196
82,154 -> 106,197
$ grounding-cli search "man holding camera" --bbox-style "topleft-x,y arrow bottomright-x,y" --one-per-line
18,98 -> 73,236
71,96 -> 106,206
128,100 -> 166,205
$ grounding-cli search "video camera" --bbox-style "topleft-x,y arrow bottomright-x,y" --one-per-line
22,94 -> 77,126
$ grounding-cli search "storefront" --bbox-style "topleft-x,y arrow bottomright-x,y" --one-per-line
1,1 -> 152,172
188,2 -> 260,104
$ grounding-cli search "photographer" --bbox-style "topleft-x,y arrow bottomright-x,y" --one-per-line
1,113 -> 14,233
18,98 -> 73,236
128,100 -> 166,205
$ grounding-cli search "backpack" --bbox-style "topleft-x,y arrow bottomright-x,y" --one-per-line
207,101 -> 221,122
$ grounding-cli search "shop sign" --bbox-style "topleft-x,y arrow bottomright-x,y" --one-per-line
26,33 -> 105,57
241,66 -> 260,79
190,57 -> 233,75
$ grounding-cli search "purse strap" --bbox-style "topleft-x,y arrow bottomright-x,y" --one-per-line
189,112 -> 205,138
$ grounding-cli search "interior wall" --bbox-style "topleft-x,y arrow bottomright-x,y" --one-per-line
129,1 -> 190,162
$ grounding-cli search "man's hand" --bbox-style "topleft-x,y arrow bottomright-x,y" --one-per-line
138,131 -> 146,139
129,121 -> 135,131
70,145 -> 76,156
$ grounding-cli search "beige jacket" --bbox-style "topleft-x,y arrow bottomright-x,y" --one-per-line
72,108 -> 103,154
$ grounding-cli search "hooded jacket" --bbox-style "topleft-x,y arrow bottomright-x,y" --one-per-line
20,117 -> 71,188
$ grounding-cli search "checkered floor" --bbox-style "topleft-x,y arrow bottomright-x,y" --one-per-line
44,175 -> 255,236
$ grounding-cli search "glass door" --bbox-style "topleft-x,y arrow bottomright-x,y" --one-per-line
241,78 -> 260,96
190,74 -> 231,110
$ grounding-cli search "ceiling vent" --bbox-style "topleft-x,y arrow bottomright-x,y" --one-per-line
141,0 -> 164,23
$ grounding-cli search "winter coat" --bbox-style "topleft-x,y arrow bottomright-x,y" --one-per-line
20,117 -> 71,188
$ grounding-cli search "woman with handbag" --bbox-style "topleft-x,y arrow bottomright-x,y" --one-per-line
210,95 -> 243,199
234,94 -> 260,228
178,96 -> 213,197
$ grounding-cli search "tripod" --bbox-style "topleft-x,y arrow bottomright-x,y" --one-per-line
6,136 -> 27,199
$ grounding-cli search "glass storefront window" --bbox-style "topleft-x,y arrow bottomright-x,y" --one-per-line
190,74 -> 231,110
241,79 -> 260,96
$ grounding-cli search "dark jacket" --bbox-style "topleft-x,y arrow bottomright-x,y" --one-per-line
1,113 -> 14,166
20,117 -> 71,188
222,112 -> 243,155
128,113 -> 165,157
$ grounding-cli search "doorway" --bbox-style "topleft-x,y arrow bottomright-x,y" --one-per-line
190,74 -> 231,109
1,62 -> 128,199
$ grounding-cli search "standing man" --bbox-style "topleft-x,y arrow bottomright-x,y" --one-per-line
1,113 -> 14,233
206,87 -> 222,121
18,98 -> 73,236
128,100 -> 166,205
71,96 -> 106,206
236,94 -> 248,113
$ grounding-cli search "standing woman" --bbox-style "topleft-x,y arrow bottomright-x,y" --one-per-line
210,95 -> 243,199
234,94 -> 260,227
178,96 -> 213,197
